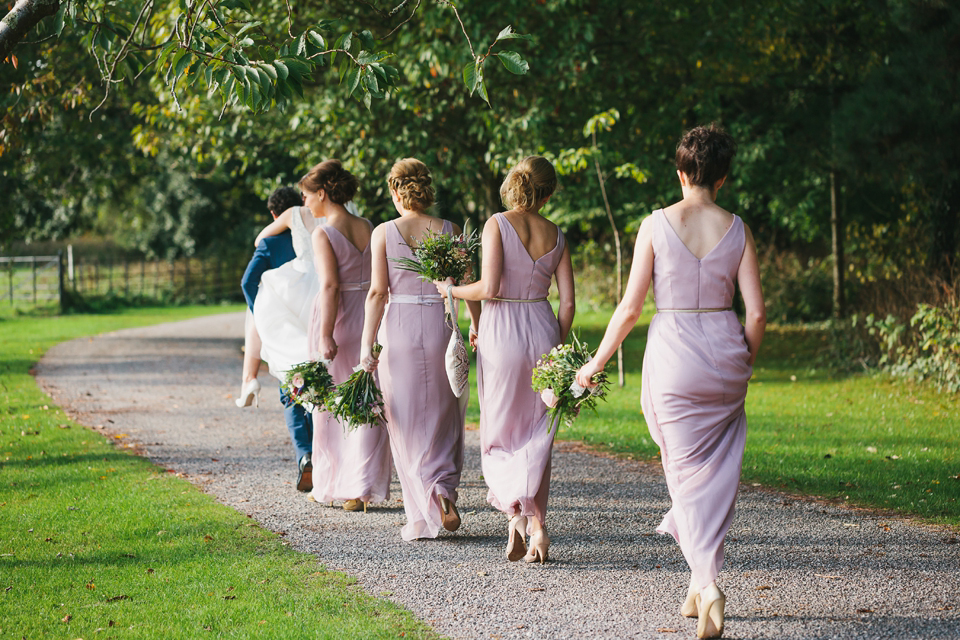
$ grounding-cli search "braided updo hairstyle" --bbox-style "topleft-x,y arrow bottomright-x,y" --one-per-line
387,158 -> 435,212
299,159 -> 359,205
675,123 -> 737,188
500,156 -> 557,211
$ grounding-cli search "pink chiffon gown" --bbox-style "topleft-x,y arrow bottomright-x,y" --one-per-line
378,219 -> 465,541
642,208 -> 753,590
476,213 -> 566,527
307,223 -> 392,505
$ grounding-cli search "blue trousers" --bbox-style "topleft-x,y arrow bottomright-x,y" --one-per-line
279,386 -> 313,463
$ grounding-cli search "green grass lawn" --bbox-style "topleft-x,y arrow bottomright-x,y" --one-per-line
0,305 -> 437,639
555,311 -> 960,527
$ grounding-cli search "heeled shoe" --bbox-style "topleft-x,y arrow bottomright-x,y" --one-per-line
505,515 -> 527,561
235,378 -> 261,408
343,499 -> 367,512
439,495 -> 461,532
524,528 -> 549,564
696,584 -> 725,639
681,585 -> 700,618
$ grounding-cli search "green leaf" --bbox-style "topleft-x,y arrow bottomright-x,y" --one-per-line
462,61 -> 479,95
297,34 -> 307,56
273,60 -> 289,80
308,31 -> 325,49
173,50 -> 191,79
477,78 -> 490,106
236,21 -> 262,37
338,55 -> 351,83
53,5 -> 66,36
238,37 -> 254,48
259,63 -> 277,81
346,67 -> 362,95
342,31 -> 353,53
496,51 -> 529,75
363,70 -> 380,95
494,25 -> 532,41
358,30 -> 375,50
363,90 -> 372,110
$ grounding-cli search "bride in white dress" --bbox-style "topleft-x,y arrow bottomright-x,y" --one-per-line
252,178 -> 359,379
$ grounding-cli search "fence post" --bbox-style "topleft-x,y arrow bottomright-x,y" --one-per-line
7,258 -> 12,307
67,244 -> 74,283
58,250 -> 65,313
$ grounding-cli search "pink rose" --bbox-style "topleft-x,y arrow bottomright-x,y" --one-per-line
540,388 -> 559,408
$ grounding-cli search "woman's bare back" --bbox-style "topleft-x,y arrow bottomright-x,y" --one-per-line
661,202 -> 735,261
500,211 -> 559,262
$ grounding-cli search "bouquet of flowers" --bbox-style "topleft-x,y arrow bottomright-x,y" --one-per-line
531,333 -> 609,433
283,360 -> 336,412
390,228 -> 481,283
325,344 -> 386,431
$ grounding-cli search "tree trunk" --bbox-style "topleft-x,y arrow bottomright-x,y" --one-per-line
830,170 -> 845,319
0,0 -> 60,62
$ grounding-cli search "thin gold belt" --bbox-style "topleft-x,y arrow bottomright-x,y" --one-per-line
657,307 -> 732,313
491,297 -> 548,303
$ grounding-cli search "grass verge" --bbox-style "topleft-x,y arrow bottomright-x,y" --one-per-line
559,311 -> 960,527
0,305 -> 437,639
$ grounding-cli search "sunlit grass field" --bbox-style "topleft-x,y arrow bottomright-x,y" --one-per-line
533,310 -> 959,527
0,305 -> 436,639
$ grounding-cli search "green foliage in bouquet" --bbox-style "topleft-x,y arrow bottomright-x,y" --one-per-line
283,360 -> 335,411
390,229 -> 481,284
325,344 -> 386,431
531,333 -> 610,433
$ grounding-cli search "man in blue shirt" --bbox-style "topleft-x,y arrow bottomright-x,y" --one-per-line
240,186 -> 314,492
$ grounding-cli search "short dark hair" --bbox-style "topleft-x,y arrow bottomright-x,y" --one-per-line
675,123 -> 737,188
267,186 -> 302,215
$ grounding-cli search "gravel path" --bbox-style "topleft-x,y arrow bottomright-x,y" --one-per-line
36,312 -> 959,639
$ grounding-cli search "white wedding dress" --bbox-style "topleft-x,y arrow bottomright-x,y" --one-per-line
253,206 -> 323,380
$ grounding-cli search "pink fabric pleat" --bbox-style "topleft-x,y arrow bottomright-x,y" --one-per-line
477,213 -> 565,528
308,222 -> 392,505
641,209 -> 753,590
379,219 -> 465,541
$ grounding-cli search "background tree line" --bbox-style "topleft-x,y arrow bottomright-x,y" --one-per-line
2,0 -> 958,330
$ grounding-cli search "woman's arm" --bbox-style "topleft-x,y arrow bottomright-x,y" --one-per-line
575,216 -> 655,387
360,224 -> 389,371
254,207 -> 294,247
737,223 -> 766,366
553,243 -> 576,343
311,227 -> 340,362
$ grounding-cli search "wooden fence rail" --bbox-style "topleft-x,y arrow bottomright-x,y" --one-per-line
0,250 -> 250,311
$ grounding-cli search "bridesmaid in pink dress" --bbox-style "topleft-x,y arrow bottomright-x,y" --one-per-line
359,158 -> 480,541
576,124 -> 766,639
304,160 -> 391,511
438,156 -> 575,564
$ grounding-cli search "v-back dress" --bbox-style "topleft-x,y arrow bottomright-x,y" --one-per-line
254,206 -> 322,378
477,213 -> 566,527
307,222 -> 392,504
642,208 -> 752,590
378,219 -> 465,541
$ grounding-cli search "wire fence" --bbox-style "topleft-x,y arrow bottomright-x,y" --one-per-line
0,248 -> 250,311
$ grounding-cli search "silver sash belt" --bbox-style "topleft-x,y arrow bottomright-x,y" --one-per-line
389,293 -> 444,306
491,297 -> 548,303
340,281 -> 370,292
657,307 -> 732,313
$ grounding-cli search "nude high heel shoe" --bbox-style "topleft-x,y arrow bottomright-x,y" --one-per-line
681,584 -> 700,617
524,528 -> 549,564
696,584 -> 725,639
505,515 -> 527,561
439,495 -> 461,532
235,378 -> 261,408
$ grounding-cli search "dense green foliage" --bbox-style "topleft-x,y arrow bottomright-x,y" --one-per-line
0,305 -> 436,638
2,1 -> 958,322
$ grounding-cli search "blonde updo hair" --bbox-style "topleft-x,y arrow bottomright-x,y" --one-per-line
299,159 -> 359,205
388,158 -> 435,212
500,156 -> 557,211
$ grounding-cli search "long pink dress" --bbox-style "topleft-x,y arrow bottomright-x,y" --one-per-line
378,219 -> 465,541
476,213 -> 566,527
642,208 -> 753,590
307,223 -> 392,505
